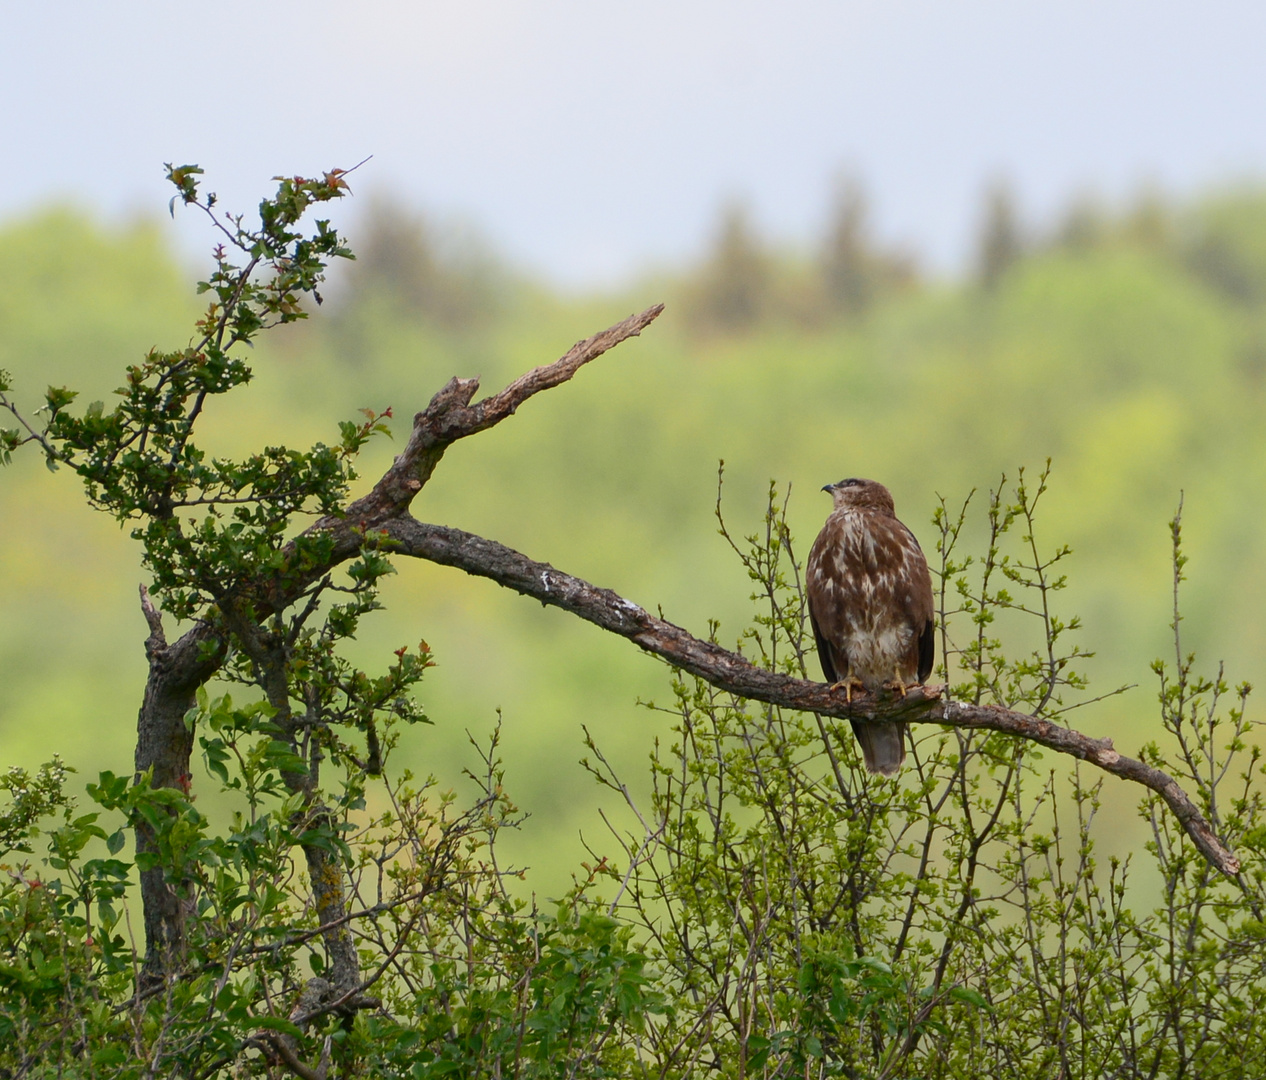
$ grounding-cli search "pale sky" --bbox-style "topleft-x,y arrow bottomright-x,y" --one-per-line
4,1 -> 1266,285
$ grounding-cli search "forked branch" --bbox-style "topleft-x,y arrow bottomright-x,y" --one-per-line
322,303 -> 666,525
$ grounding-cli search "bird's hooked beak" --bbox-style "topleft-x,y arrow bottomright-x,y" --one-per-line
821,483 -> 836,494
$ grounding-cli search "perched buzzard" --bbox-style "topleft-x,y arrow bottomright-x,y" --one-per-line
806,478 -> 934,775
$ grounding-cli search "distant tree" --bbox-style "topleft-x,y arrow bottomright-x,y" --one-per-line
977,178 -> 1024,290
0,165 -> 1259,1078
687,200 -> 773,332
1122,184 -> 1172,251
820,177 -> 917,320
341,194 -> 509,332
1181,190 -> 1266,307
821,178 -> 875,317
1053,191 -> 1107,252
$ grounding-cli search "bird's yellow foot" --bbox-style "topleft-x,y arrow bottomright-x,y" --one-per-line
882,674 -> 910,698
829,676 -> 866,703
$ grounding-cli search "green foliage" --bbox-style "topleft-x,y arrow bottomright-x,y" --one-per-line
579,479 -> 1265,1077
3,168 -> 1266,1078
0,768 -> 133,1064
935,463 -> 1093,713
363,902 -> 667,1077
0,167 -> 671,1079
39,168 -> 363,622
0,704 -> 669,1076
0,758 -> 73,854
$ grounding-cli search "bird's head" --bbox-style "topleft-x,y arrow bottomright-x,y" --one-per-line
822,477 -> 896,515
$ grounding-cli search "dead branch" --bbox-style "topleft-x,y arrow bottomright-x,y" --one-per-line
329,303 -> 665,522
137,584 -> 167,654
379,516 -> 1241,877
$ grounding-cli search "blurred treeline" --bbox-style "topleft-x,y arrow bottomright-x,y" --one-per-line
1,180 -> 1264,889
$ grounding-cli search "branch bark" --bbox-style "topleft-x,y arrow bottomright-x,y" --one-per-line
133,606 -> 221,988
379,516 -> 1241,877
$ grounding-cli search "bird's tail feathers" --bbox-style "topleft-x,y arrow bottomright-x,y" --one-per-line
851,719 -> 907,776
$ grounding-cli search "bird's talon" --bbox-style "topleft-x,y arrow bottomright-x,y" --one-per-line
829,676 -> 865,704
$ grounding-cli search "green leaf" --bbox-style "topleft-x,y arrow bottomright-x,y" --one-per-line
948,985 -> 991,1011
43,385 -> 78,411
254,1015 -> 304,1037
92,1045 -> 128,1066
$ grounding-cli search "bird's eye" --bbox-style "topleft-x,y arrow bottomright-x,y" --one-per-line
842,478 -> 862,488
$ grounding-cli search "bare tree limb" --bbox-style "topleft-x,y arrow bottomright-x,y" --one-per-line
379,515 -> 1241,877
138,584 -> 167,653
255,1031 -> 328,1080
327,302 -> 666,523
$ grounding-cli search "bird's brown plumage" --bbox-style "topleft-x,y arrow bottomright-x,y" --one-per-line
806,478 -> 934,775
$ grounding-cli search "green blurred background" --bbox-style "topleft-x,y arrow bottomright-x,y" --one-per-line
1,183 -> 1263,892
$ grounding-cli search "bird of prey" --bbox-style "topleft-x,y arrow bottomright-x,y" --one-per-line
806,478 -> 934,775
